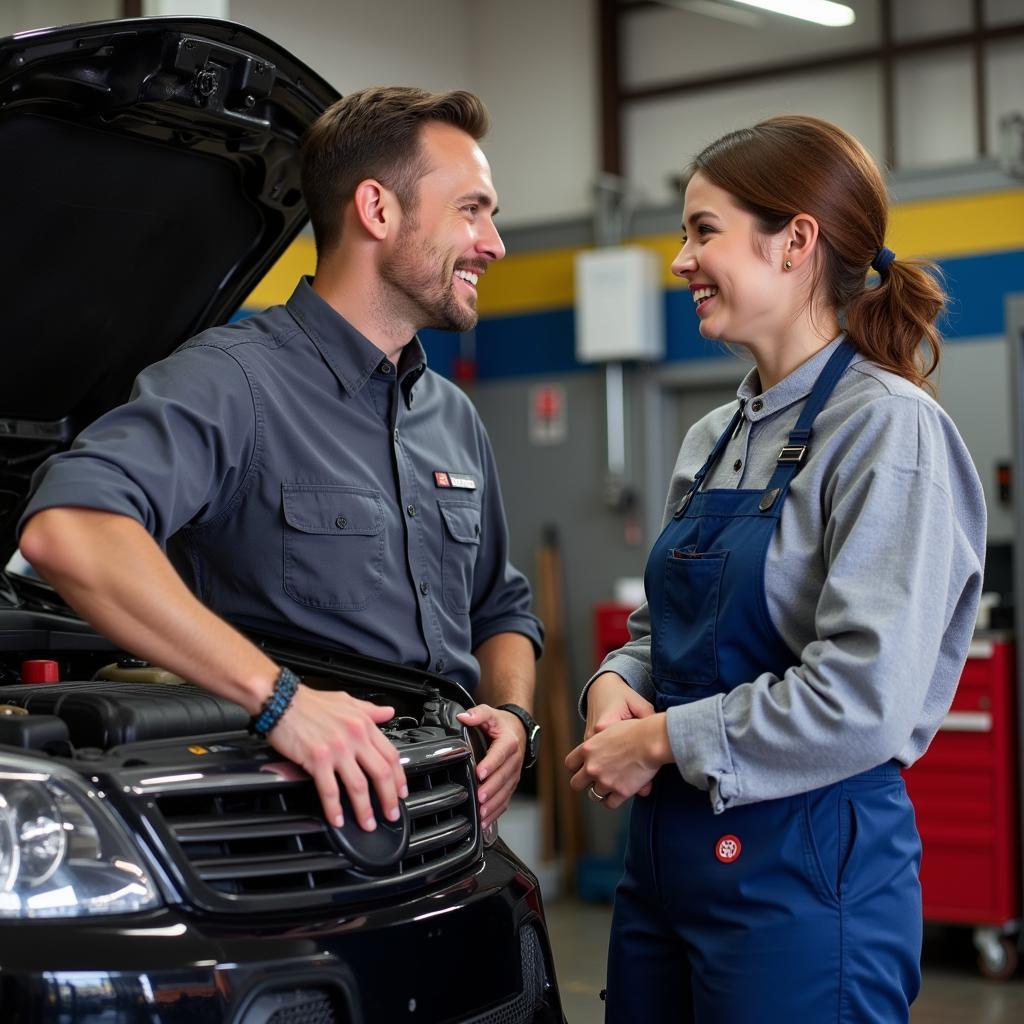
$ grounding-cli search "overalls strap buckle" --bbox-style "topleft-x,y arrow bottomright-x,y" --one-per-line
777,445 -> 808,464
673,489 -> 695,518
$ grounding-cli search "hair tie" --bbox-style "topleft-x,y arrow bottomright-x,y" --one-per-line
871,246 -> 896,275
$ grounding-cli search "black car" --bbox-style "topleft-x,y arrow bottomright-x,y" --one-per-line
0,17 -> 564,1024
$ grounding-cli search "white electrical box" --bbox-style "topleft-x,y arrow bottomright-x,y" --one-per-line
574,246 -> 665,363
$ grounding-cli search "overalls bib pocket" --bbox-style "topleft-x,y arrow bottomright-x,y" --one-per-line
654,547 -> 728,685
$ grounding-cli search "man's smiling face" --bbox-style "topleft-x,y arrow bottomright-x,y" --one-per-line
380,121 -> 505,333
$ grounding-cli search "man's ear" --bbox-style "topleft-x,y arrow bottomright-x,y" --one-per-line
784,212 -> 820,271
351,178 -> 395,241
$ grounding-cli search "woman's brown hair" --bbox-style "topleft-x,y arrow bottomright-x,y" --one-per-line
685,115 -> 945,391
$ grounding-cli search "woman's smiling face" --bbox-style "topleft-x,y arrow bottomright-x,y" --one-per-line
671,171 -> 791,348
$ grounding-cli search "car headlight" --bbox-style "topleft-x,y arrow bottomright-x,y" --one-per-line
0,762 -> 161,918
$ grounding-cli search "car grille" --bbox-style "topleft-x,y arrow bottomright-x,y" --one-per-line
241,988 -> 344,1024
143,740 -> 478,912
460,925 -> 547,1024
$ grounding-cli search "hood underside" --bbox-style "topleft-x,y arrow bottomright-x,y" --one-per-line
0,17 -> 339,556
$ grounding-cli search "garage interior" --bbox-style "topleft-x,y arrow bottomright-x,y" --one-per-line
3,0 -> 1024,1021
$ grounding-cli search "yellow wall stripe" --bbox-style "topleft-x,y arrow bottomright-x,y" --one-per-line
243,188 -> 1024,316
244,235 -> 318,310
887,190 -> 1024,264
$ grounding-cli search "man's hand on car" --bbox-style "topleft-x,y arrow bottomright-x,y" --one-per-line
270,686 -> 408,831
456,704 -> 525,830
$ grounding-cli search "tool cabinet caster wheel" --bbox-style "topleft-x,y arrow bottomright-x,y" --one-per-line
975,934 -> 1019,981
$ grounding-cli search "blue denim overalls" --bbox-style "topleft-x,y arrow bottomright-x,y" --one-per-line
605,341 -> 922,1023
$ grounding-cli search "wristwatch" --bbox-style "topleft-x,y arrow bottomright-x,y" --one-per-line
497,703 -> 541,770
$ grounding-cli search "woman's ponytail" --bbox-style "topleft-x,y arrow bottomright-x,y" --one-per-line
844,257 -> 946,395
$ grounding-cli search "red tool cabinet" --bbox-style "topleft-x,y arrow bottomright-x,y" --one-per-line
903,633 -> 1021,978
593,602 -> 634,668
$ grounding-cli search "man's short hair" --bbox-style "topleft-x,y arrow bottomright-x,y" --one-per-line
300,86 -> 489,254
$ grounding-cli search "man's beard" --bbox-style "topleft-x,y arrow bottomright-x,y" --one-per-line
379,222 -> 478,334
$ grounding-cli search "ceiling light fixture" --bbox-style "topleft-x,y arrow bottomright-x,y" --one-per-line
728,0 -> 856,27
666,0 -> 765,27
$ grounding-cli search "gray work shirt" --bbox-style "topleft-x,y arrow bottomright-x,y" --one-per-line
584,335 -> 986,813
20,278 -> 542,692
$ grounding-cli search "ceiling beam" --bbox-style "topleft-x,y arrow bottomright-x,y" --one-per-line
599,0 -> 623,176
615,14 -> 1024,107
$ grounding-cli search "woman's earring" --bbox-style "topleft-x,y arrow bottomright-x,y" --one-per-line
783,259 -> 792,270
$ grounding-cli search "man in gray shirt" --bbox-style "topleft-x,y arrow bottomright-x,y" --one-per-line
19,87 -> 542,838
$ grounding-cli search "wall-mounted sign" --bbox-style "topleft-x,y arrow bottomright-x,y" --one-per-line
528,383 -> 567,446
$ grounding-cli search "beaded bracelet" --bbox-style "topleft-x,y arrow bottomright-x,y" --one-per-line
250,666 -> 300,739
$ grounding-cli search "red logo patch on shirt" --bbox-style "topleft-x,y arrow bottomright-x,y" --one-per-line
433,471 -> 476,490
715,835 -> 742,864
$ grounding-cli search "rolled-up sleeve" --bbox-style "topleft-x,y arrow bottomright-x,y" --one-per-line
19,344 -> 257,545
666,398 -> 986,812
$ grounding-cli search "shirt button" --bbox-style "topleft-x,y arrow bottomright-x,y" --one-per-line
733,459 -> 742,472
394,428 -> 399,442
335,516 -> 348,529
435,658 -> 445,672
380,361 -> 391,374
419,580 -> 430,595
751,399 -> 764,412
407,504 -> 417,517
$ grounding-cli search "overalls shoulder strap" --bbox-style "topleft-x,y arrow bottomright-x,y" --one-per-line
672,406 -> 744,518
758,339 -> 857,513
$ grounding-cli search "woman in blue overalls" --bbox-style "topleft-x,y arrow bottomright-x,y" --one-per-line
566,115 -> 987,1022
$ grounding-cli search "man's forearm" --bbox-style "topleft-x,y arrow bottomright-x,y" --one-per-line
20,506 -> 409,831
473,631 -> 536,711
19,507 -> 278,712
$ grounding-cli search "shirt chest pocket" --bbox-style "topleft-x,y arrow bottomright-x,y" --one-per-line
438,500 -> 481,614
282,484 -> 385,611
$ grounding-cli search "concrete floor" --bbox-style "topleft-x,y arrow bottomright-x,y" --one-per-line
543,899 -> 1024,1023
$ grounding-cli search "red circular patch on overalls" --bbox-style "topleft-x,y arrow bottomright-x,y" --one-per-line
715,835 -> 742,863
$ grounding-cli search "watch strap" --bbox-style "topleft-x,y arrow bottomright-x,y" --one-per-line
496,703 -> 540,769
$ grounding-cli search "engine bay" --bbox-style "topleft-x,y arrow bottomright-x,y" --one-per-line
0,608 -> 474,761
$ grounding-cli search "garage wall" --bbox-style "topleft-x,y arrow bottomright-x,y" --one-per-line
212,0 -> 1024,722
7,3 -> 1020,229
229,0 -> 599,229
457,178 -> 1024,771
230,0 -> 475,96
0,1 -> 119,35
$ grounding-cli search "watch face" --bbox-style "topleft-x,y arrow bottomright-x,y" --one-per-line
526,722 -> 541,763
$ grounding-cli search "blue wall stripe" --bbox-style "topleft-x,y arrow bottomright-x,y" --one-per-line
474,309 -> 582,379
238,247 -> 1024,381
452,247 -> 1023,381
938,249 -> 1023,339
418,328 -> 462,377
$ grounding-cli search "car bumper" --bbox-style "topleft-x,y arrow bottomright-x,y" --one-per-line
0,842 -> 564,1024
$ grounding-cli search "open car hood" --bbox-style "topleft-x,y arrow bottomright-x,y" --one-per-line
0,17 -> 339,559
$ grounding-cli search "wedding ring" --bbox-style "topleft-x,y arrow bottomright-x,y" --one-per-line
588,785 -> 606,802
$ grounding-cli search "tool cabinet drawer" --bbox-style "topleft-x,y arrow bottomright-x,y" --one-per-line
904,637 -> 1019,925
593,602 -> 634,667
